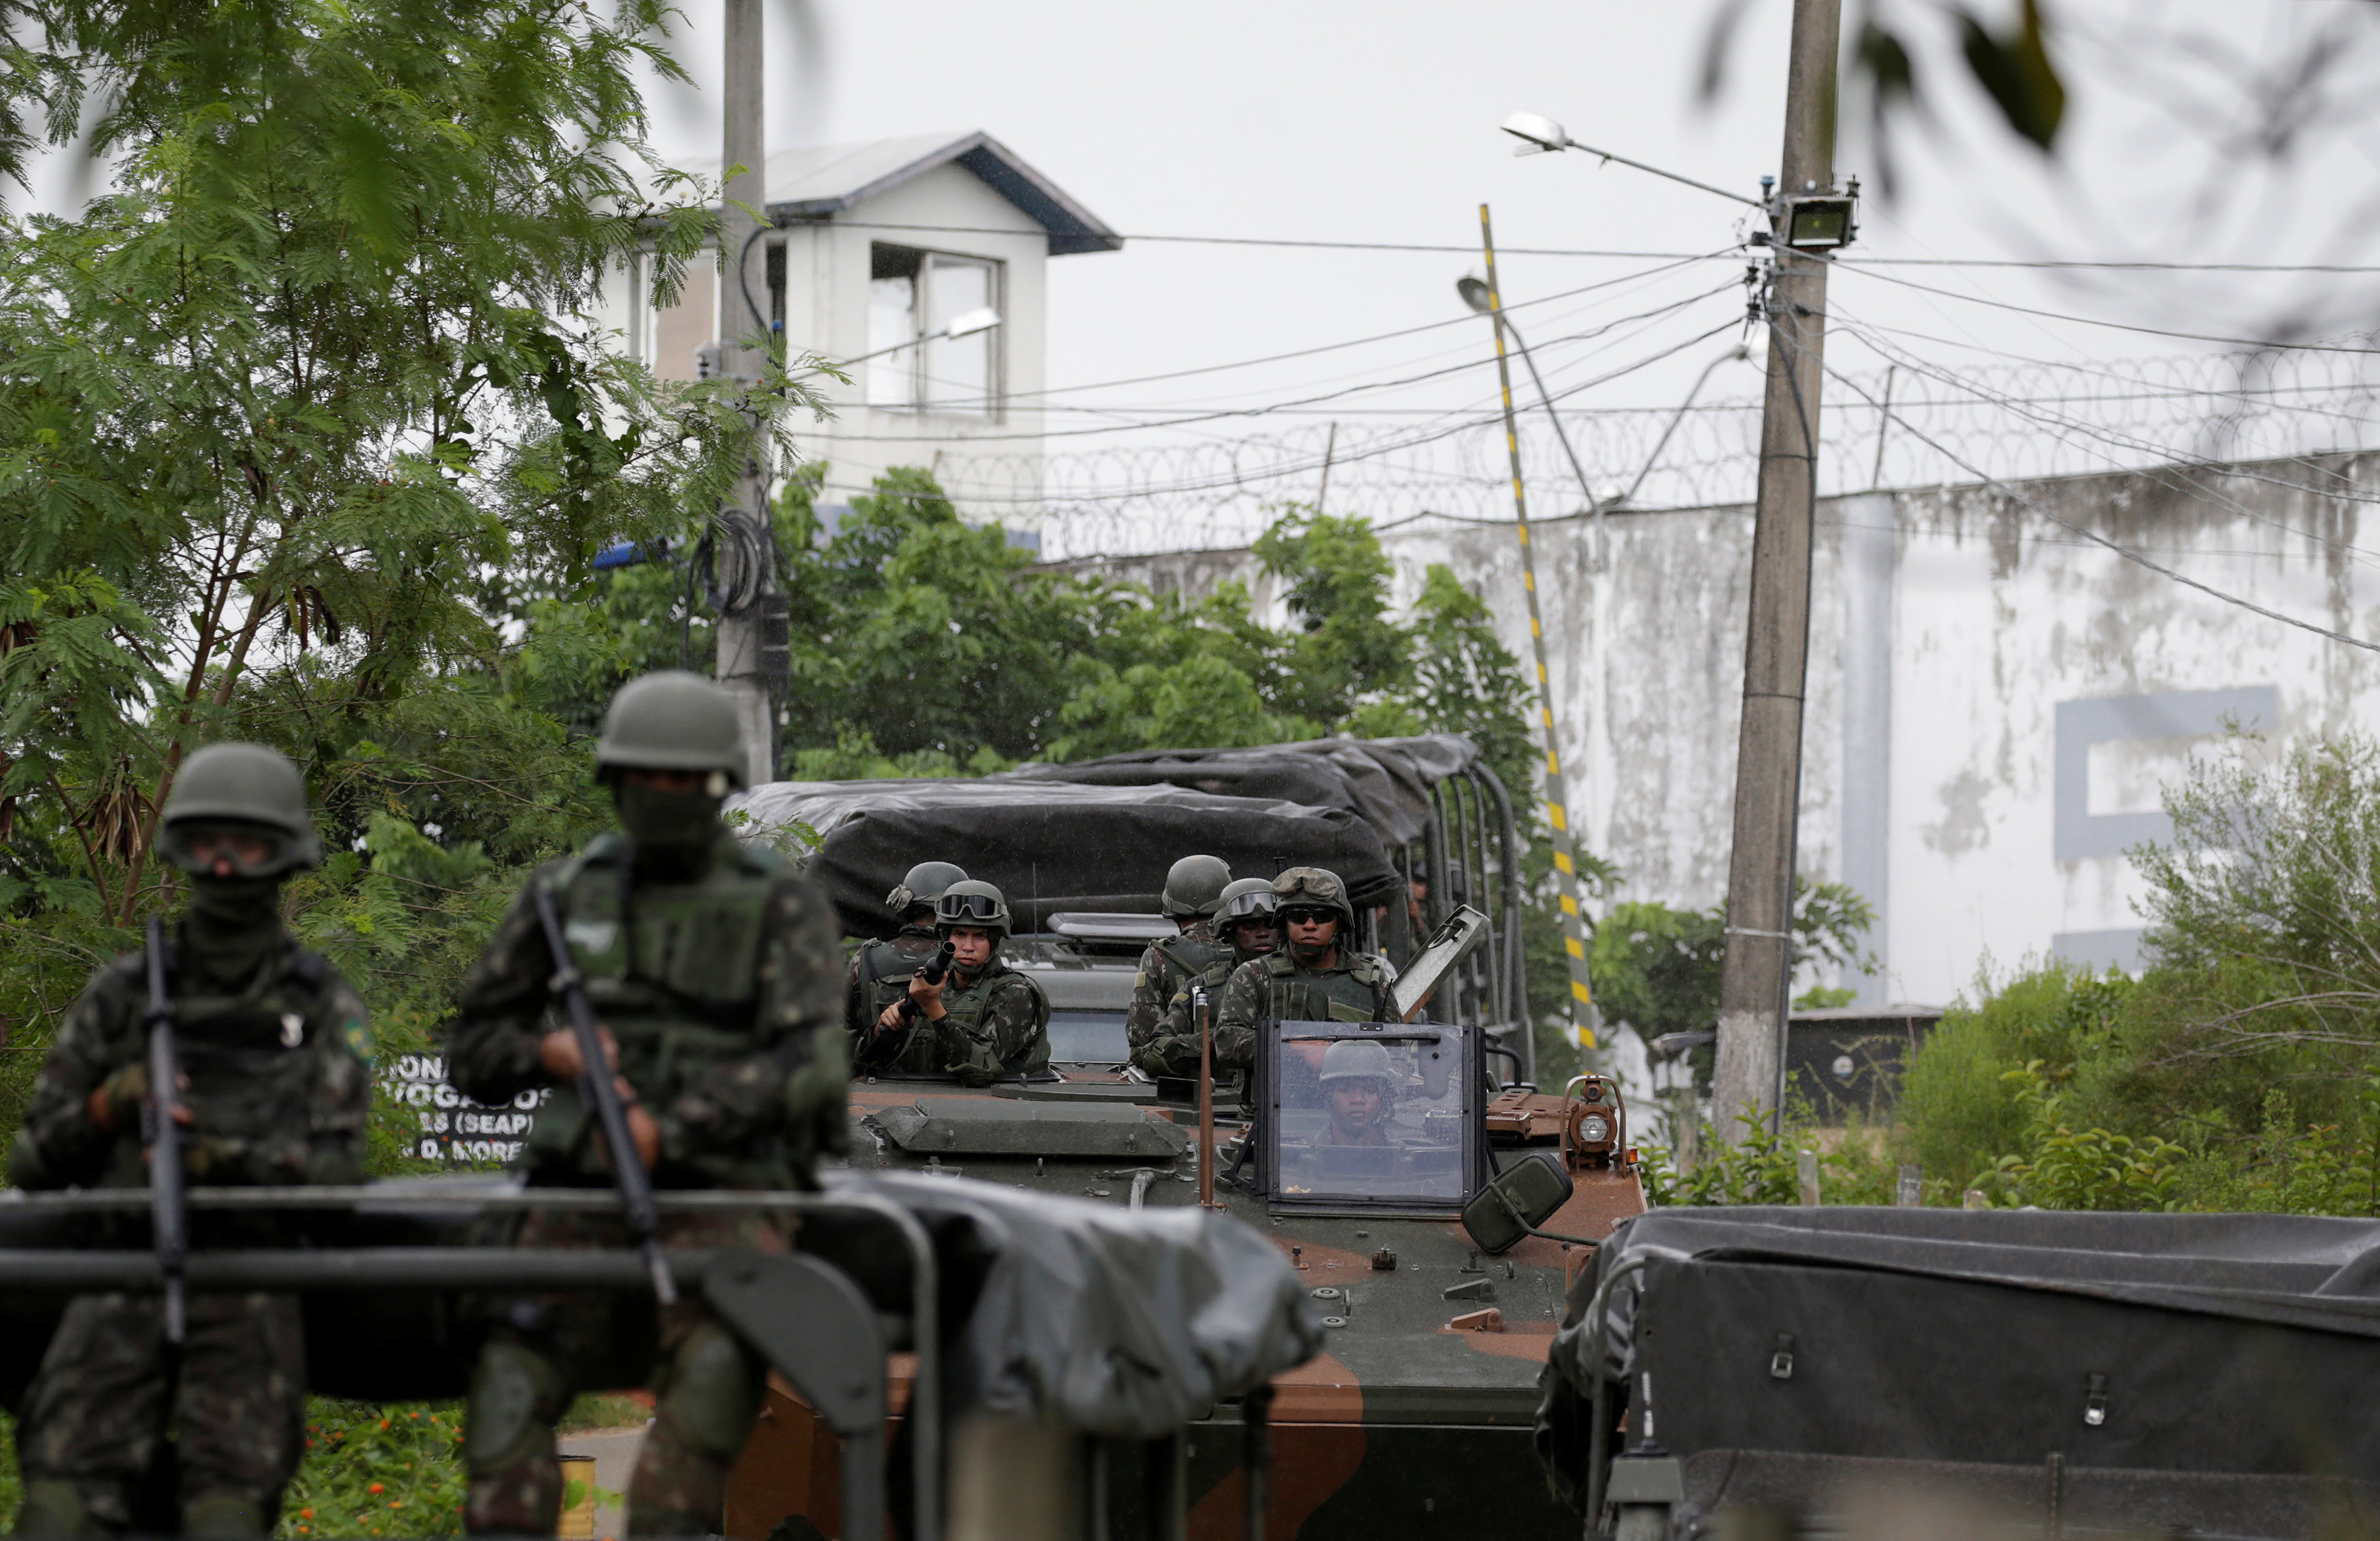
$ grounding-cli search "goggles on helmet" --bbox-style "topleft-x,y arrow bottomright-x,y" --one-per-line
1219,888 -> 1280,923
936,890 -> 1006,925
160,819 -> 289,879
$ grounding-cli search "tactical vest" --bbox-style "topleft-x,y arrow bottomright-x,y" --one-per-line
530,833 -> 795,1183
114,938 -> 367,1193
857,930 -> 942,1024
1151,932 -> 1231,989
1253,949 -> 1393,1025
938,962 -> 1050,1074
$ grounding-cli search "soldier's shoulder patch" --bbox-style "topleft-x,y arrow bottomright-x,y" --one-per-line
341,1016 -> 374,1064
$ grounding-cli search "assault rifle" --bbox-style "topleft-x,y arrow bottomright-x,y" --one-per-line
529,884 -> 677,1304
896,941 -> 959,1025
141,919 -> 188,1345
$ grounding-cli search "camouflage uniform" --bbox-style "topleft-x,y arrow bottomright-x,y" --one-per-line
1124,918 -> 1227,1051
853,958 -> 1049,1080
853,879 -> 1049,1083
1211,949 -> 1395,1072
10,744 -> 370,1538
448,671 -> 849,1539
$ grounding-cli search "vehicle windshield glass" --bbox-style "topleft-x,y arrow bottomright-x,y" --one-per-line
1270,1027 -> 1467,1205
1047,1009 -> 1128,1065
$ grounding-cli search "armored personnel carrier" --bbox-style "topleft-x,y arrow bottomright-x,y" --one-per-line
728,735 -> 1649,1538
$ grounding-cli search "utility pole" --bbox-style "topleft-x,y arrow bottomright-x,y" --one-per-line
709,0 -> 787,788
1710,0 -> 1843,1129
1476,204 -> 1598,1065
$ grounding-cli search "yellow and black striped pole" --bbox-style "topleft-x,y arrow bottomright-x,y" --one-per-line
1476,203 -> 1597,1053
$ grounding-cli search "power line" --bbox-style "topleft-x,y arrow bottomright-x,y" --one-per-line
1828,260 -> 2380,354
802,249 -> 1736,411
800,282 -> 1741,443
819,220 -> 2380,274
892,317 -> 1748,506
1812,345 -> 2380,653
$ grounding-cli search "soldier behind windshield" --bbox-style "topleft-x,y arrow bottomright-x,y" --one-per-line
845,860 -> 966,1038
1213,866 -> 1395,1076
444,671 -> 848,1538
1133,876 -> 1280,1080
10,744 -> 373,1538
856,880 -> 1050,1085
1124,854 -> 1233,1054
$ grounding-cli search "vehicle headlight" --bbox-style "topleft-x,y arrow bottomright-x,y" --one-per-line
1578,1113 -> 1612,1145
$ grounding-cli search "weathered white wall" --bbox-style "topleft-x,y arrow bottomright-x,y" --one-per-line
1054,454 -> 2380,1009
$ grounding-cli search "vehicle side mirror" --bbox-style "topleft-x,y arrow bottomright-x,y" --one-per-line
1461,1151 -> 1575,1255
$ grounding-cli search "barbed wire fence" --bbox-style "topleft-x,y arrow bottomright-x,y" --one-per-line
927,345 -> 2380,562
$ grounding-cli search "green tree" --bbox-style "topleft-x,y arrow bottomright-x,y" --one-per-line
0,0 -> 812,1159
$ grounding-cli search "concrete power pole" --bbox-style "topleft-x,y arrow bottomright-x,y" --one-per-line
1710,0 -> 1844,1129
710,0 -> 787,788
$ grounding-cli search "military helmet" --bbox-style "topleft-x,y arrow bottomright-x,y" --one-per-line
156,742 -> 323,877
595,671 -> 747,790
887,860 -> 968,918
1319,1038 -> 1394,1086
1160,853 -> 1233,918
1215,877 -> 1278,929
934,879 -> 1012,939
1272,866 -> 1355,930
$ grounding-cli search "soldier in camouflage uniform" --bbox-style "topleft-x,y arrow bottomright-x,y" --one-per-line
1212,866 -> 1395,1076
1132,877 -> 1280,1079
10,743 -> 372,1538
1123,854 -> 1232,1053
844,860 -> 966,1038
445,672 -> 849,1538
855,879 -> 1049,1083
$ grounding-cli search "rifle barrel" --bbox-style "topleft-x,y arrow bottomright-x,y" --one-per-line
143,918 -> 188,1344
530,885 -> 677,1305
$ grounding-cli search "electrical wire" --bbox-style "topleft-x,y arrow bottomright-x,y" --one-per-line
812,221 -> 2380,273
1826,258 -> 2380,354
870,315 -> 1749,506
800,280 -> 1744,443
1805,341 -> 2380,653
1826,311 -> 2380,563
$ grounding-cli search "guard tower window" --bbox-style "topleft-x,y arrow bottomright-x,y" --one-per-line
866,242 -> 1000,418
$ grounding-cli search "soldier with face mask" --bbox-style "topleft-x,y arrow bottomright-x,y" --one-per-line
1132,877 -> 1280,1080
445,672 -> 847,1538
845,860 -> 967,1039
10,743 -> 373,1538
1124,854 -> 1232,1055
1212,866 -> 1395,1075
857,880 -> 1049,1085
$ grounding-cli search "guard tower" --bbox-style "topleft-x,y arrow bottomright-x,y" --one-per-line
603,131 -> 1121,543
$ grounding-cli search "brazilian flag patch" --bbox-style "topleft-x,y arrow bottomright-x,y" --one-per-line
343,1017 -> 375,1064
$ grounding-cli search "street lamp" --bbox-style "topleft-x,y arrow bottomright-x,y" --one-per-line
1500,109 -> 1765,209
1458,273 -> 1752,533
787,307 -> 1003,378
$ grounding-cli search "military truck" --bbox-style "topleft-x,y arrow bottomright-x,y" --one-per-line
1542,1207 -> 2380,1539
728,734 -> 1648,1539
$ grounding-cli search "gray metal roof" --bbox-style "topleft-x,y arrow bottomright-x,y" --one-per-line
748,131 -> 1122,256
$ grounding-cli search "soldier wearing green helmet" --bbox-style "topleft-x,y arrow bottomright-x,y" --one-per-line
1124,853 -> 1233,1055
1212,866 -> 1395,1074
1132,876 -> 1281,1079
11,743 -> 372,1538
856,879 -> 1049,1085
844,859 -> 968,1038
444,671 -> 847,1538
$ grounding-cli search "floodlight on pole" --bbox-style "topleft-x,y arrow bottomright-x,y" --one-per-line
1499,109 -> 1765,209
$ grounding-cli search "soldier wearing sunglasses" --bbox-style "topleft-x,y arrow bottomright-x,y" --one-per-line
1212,867 -> 1395,1074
